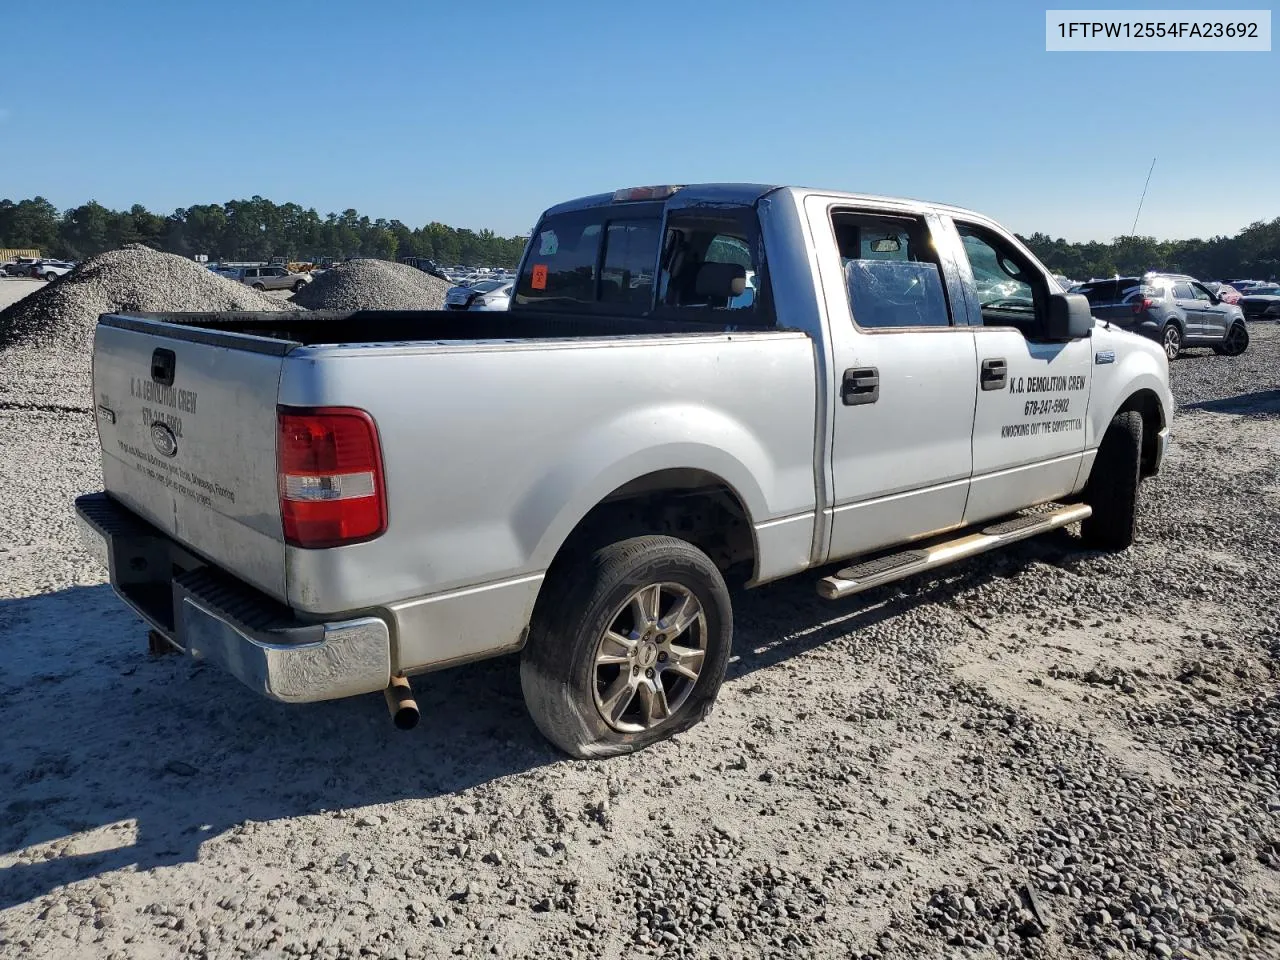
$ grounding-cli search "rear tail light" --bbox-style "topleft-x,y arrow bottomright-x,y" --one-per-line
1133,298 -> 1153,314
277,407 -> 387,548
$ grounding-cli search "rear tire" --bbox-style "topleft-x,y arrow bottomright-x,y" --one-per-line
252,282 -> 266,291
1213,322 -> 1249,356
1080,410 -> 1143,551
520,535 -> 732,758
1161,323 -> 1182,360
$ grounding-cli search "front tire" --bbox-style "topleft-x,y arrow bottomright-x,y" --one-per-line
43,272 -> 57,282
293,280 -> 307,292
1213,322 -> 1249,356
1080,410 -> 1143,551
520,535 -> 732,758
1161,323 -> 1182,360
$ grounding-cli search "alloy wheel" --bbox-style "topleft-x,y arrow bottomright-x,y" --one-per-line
592,582 -> 707,733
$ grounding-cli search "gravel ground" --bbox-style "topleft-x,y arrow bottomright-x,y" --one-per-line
0,251 -> 296,417
291,259 -> 449,310
0,325 -> 1277,960
0,246 -> 294,351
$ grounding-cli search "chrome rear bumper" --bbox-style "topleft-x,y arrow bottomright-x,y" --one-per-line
75,493 -> 390,703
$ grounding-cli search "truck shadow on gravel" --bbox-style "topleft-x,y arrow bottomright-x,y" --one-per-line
1183,389 -> 1280,419
0,532 -> 1081,910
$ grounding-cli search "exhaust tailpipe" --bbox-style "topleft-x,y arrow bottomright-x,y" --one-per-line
384,675 -> 420,730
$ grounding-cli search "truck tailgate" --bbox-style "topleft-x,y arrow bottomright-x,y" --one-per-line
92,318 -> 289,601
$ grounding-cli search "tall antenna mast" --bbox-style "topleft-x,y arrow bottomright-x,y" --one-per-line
1129,157 -> 1157,237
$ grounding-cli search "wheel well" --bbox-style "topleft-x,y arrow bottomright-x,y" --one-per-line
549,469 -> 757,584
1117,389 -> 1164,478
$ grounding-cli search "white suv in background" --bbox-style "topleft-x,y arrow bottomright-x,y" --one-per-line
218,265 -> 311,293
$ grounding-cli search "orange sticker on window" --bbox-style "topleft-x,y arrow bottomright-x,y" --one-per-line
531,264 -> 548,290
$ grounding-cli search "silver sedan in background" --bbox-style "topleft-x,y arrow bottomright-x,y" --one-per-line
445,278 -> 512,311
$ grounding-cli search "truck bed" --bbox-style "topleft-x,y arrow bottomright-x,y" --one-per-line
103,309 -> 772,350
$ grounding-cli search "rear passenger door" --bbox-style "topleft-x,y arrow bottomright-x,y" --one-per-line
944,217 -> 1092,524
806,197 -> 979,561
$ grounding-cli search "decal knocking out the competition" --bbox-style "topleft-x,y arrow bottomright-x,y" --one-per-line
999,372 -> 1087,439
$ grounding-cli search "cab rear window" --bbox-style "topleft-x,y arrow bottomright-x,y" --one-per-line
515,202 -> 772,322
515,210 -> 605,307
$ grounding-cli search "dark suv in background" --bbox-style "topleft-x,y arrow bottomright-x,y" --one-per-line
1078,273 -> 1248,360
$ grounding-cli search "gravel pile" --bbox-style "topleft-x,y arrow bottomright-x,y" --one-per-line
0,244 -> 294,351
291,259 -> 449,310
0,328 -> 1276,959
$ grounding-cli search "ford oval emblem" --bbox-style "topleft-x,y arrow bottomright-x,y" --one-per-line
151,422 -> 178,457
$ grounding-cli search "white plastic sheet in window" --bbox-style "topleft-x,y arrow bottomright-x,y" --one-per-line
844,259 -> 949,329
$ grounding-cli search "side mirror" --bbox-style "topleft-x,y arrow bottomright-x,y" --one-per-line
695,262 -> 747,300
1046,292 -> 1093,341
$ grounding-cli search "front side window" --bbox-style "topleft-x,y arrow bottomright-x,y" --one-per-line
1191,282 -> 1214,302
955,222 -> 1047,338
833,211 -> 951,329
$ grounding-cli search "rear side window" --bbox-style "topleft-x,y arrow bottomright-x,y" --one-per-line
1171,281 -> 1195,299
655,207 -> 772,321
515,210 -> 606,307
832,211 -> 952,329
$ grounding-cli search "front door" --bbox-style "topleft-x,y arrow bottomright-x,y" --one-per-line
947,217 -> 1093,525
807,198 -> 979,562
1170,280 -> 1205,338
1190,280 -> 1227,339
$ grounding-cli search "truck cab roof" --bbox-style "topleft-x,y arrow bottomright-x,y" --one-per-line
545,183 -> 994,225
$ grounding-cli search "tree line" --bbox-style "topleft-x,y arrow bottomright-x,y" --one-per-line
0,196 -> 530,267
2,194 -> 1278,280
1017,219 -> 1280,281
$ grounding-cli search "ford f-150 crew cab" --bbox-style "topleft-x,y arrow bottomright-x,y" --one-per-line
76,183 -> 1173,758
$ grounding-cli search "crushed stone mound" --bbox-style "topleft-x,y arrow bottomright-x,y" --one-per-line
291,258 -> 449,311
0,244 -> 297,350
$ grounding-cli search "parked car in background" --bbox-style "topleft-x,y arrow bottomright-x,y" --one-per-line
1227,279 -> 1266,291
1239,285 -> 1280,321
400,256 -> 450,281
217,265 -> 311,292
1077,273 -> 1249,358
1203,282 -> 1242,304
34,260 -> 75,281
445,278 -> 512,311
3,256 -> 43,277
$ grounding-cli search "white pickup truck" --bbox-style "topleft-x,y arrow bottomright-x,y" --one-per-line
76,183 -> 1173,758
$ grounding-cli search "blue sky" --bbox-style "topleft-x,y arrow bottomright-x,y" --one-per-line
2,0 -> 1275,242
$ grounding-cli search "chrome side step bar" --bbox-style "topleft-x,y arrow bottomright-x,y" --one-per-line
816,503 -> 1092,601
